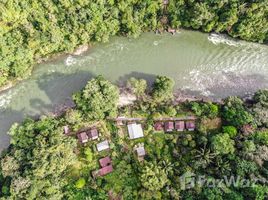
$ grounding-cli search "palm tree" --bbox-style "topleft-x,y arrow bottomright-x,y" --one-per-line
194,144 -> 216,168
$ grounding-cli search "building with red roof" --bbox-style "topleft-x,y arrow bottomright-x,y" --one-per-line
77,132 -> 88,143
154,122 -> 163,131
186,121 -> 196,131
87,128 -> 99,140
99,156 -> 112,167
175,121 -> 185,131
164,121 -> 174,132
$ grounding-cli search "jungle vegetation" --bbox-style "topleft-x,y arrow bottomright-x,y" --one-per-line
0,76 -> 268,199
0,0 -> 268,87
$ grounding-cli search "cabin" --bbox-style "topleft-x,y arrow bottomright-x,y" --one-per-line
99,165 -> 113,176
164,121 -> 174,132
175,121 -> 185,131
63,125 -> 70,135
136,146 -> 146,157
77,132 -> 88,144
186,121 -> 196,131
97,140 -> 110,152
154,122 -> 163,131
92,165 -> 113,178
87,128 -> 99,140
127,123 -> 144,139
99,156 -> 112,167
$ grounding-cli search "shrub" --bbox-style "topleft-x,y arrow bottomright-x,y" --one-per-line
222,126 -> 237,138
75,178 -> 86,189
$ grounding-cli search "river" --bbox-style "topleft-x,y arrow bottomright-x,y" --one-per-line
0,30 -> 268,150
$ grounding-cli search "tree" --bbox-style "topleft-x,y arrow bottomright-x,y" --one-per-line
140,162 -> 169,191
222,96 -> 253,127
152,76 -> 175,103
127,77 -> 147,98
73,76 -> 119,120
252,90 -> 268,127
222,126 -> 237,138
2,116 -> 77,199
211,133 -> 235,155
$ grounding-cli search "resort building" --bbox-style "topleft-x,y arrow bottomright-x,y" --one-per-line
154,122 -> 163,131
186,121 -> 196,131
98,165 -> 113,176
99,156 -> 112,167
175,121 -> 185,131
77,132 -> 88,144
127,123 -> 144,139
97,140 -> 110,152
87,128 -> 99,140
164,121 -> 174,132
136,146 -> 146,157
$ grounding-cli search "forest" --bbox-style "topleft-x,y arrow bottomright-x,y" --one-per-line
0,0 -> 268,87
0,76 -> 268,199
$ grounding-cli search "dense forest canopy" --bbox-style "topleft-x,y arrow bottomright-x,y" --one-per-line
0,0 -> 268,87
0,76 -> 268,199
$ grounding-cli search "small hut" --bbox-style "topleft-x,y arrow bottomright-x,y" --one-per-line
87,128 -> 99,140
154,122 -> 163,131
96,140 -> 110,152
186,121 -> 196,131
77,132 -> 88,144
175,121 -> 185,131
165,121 -> 174,132
99,156 -> 112,167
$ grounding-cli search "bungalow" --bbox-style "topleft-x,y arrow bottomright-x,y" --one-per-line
96,140 -> 110,152
99,165 -> 113,176
165,121 -> 174,132
99,156 -> 112,167
87,128 -> 99,140
92,165 -> 113,178
175,121 -> 185,131
127,123 -> 144,139
186,121 -> 196,131
154,122 -> 163,131
77,132 -> 88,144
136,146 -> 146,157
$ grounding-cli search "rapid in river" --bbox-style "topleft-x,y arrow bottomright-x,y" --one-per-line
0,30 -> 268,150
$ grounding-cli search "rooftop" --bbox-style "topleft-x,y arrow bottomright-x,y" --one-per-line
99,156 -> 112,167
127,123 -> 144,139
97,140 -> 110,152
136,146 -> 146,157
77,132 -> 88,143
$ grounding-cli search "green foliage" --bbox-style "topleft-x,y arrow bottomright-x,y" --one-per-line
73,76 -> 119,120
222,96 -> 253,127
152,76 -> 175,103
222,126 -> 237,138
75,178 -> 86,189
254,130 -> 268,146
127,77 -> 147,98
1,1 -> 268,88
2,116 -> 77,199
252,90 -> 268,127
211,133 -> 235,155
140,162 -> 168,191
190,102 -> 219,119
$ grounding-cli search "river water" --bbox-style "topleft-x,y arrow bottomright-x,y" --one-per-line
0,30 -> 268,150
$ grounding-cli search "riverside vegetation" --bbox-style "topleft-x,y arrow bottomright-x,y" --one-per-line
0,76 -> 268,199
0,0 -> 268,87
